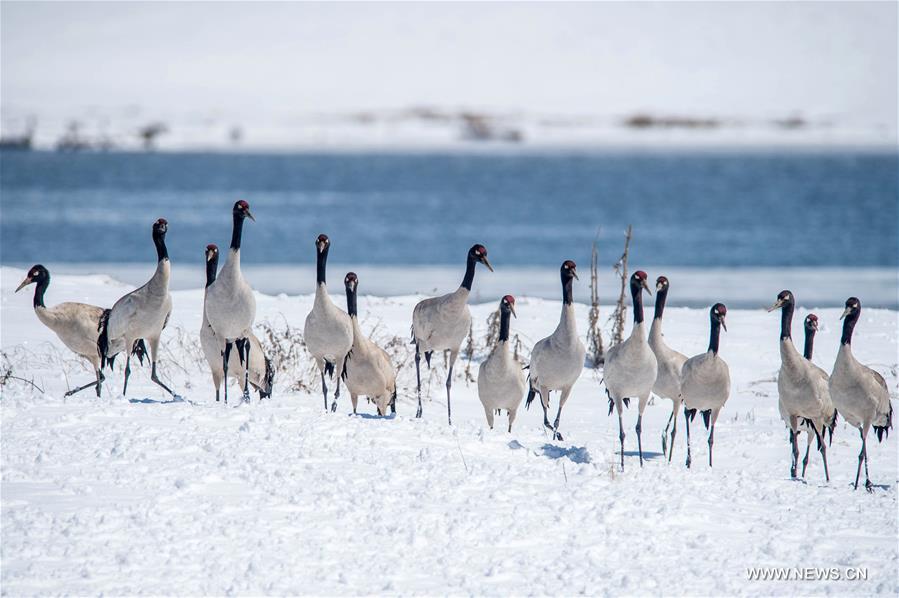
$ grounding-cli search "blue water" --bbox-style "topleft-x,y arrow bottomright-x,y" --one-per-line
1,150 -> 896,268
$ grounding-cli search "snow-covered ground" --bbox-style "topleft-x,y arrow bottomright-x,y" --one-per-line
1,266 -> 897,596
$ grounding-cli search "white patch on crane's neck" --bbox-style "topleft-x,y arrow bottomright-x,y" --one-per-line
452,285 -> 471,302
834,342 -> 856,370
34,304 -> 57,329
779,336 -> 804,369
648,317 -> 663,344
147,256 -> 171,294
555,302 -> 578,339
350,315 -> 364,343
314,281 -> 332,307
631,320 -> 647,339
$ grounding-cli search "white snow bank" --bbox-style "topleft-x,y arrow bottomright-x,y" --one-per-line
9,263 -> 899,309
1,267 -> 897,595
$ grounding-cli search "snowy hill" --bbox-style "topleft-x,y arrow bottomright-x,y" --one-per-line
1,267 -> 897,595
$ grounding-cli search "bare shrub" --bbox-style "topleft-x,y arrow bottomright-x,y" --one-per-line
608,225 -> 633,346
586,232 -> 605,366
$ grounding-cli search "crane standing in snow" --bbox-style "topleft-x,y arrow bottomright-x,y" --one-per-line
829,298 -> 892,490
603,270 -> 658,469
98,218 -> 174,398
411,244 -> 493,425
525,261 -> 586,442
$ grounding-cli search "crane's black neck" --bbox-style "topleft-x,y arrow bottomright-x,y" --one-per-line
841,311 -> 859,345
206,255 -> 219,288
653,286 -> 668,321
461,255 -> 477,291
153,231 -> 168,262
32,276 -> 49,308
316,246 -> 329,286
230,213 -> 245,251
779,300 -> 794,340
345,285 -> 358,317
708,318 -> 722,354
631,280 -> 645,324
803,328 -> 815,360
560,272 -> 574,305
499,306 -> 512,342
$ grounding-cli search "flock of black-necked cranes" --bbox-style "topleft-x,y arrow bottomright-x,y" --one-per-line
14,201 -> 893,490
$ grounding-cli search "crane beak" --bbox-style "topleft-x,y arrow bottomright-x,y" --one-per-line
810,320 -> 819,332
15,276 -> 32,293
510,304 -> 517,318
766,299 -> 784,313
720,317 -> 728,332
839,306 -> 851,320
571,268 -> 579,281
481,257 -> 494,272
656,282 -> 664,292
246,211 -> 256,222
641,279 -> 652,296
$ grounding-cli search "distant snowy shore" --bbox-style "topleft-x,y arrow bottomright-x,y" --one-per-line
1,268 -> 897,595
4,107 -> 895,153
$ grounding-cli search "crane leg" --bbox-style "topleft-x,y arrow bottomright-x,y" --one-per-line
331,367 -> 341,412
150,362 -> 175,397
552,387 -> 571,442
635,412 -> 644,467
414,344 -> 422,418
661,411 -> 673,457
445,349 -> 458,426
857,428 -> 873,491
789,429 -> 799,478
816,427 -> 830,482
65,373 -> 102,397
320,368 -> 328,411
239,338 -> 251,403
122,352 -> 132,396
223,341 -> 232,404
801,432 -> 812,478
684,408 -> 694,469
617,403 -> 626,471
668,401 -> 680,463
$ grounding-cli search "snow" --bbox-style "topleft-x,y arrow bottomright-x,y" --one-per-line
2,266 -> 897,595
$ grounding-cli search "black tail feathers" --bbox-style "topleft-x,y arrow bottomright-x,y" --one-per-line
97,309 -> 111,366
132,339 -> 148,366
874,403 -> 893,443
324,360 -> 335,379
260,357 -> 275,399
525,386 -> 536,410
340,352 -> 351,381
701,409 -> 712,429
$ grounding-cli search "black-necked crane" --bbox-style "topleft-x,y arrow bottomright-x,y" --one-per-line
829,298 -> 892,490
16,265 -> 143,397
98,218 -> 175,397
477,295 -> 526,432
412,244 -> 493,425
303,234 -> 353,412
201,244 -> 273,402
525,261 -> 586,441
682,303 -> 731,468
203,201 -> 256,404
648,275 -> 687,462
767,291 -> 833,481
604,270 -> 658,469
341,272 -> 397,416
